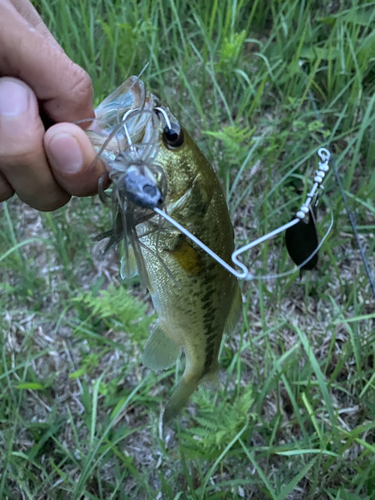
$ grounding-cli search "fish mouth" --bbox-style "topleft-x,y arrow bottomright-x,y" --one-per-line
87,76 -> 178,212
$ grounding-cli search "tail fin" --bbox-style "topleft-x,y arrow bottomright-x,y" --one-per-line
163,376 -> 200,425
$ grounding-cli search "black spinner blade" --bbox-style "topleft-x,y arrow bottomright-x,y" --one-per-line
285,207 -> 318,271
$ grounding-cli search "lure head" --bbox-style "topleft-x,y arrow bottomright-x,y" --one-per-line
124,168 -> 164,209
106,141 -> 167,214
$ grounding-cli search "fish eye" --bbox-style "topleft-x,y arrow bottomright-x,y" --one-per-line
163,122 -> 184,149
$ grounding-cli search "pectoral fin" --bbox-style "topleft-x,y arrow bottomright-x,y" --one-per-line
120,247 -> 138,280
143,321 -> 181,370
166,234 -> 203,276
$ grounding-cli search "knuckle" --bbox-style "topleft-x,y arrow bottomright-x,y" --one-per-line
45,64 -> 94,123
68,64 -> 93,108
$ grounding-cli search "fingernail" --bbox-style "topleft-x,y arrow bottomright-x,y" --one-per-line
47,134 -> 83,174
0,79 -> 30,116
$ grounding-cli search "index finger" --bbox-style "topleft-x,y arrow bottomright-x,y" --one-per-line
0,0 -> 94,124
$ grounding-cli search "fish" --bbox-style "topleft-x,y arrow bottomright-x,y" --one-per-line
87,76 -> 242,424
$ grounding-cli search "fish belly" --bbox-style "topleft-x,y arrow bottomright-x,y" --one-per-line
141,231 -> 238,423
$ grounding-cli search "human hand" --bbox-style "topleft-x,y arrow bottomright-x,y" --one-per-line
0,0 -> 105,211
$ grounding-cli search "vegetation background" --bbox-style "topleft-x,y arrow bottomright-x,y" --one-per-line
1,0 -> 375,498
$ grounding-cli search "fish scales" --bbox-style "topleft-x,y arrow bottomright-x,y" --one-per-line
88,77 -> 242,424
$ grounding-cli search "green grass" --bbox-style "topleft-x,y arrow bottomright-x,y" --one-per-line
1,0 -> 375,498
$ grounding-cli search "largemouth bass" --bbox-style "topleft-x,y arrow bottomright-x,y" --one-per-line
88,77 -> 242,423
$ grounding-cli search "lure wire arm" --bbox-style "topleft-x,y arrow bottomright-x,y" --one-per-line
153,148 -> 332,281
154,107 -> 173,130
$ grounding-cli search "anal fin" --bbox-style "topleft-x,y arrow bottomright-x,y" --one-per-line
143,321 -> 181,370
